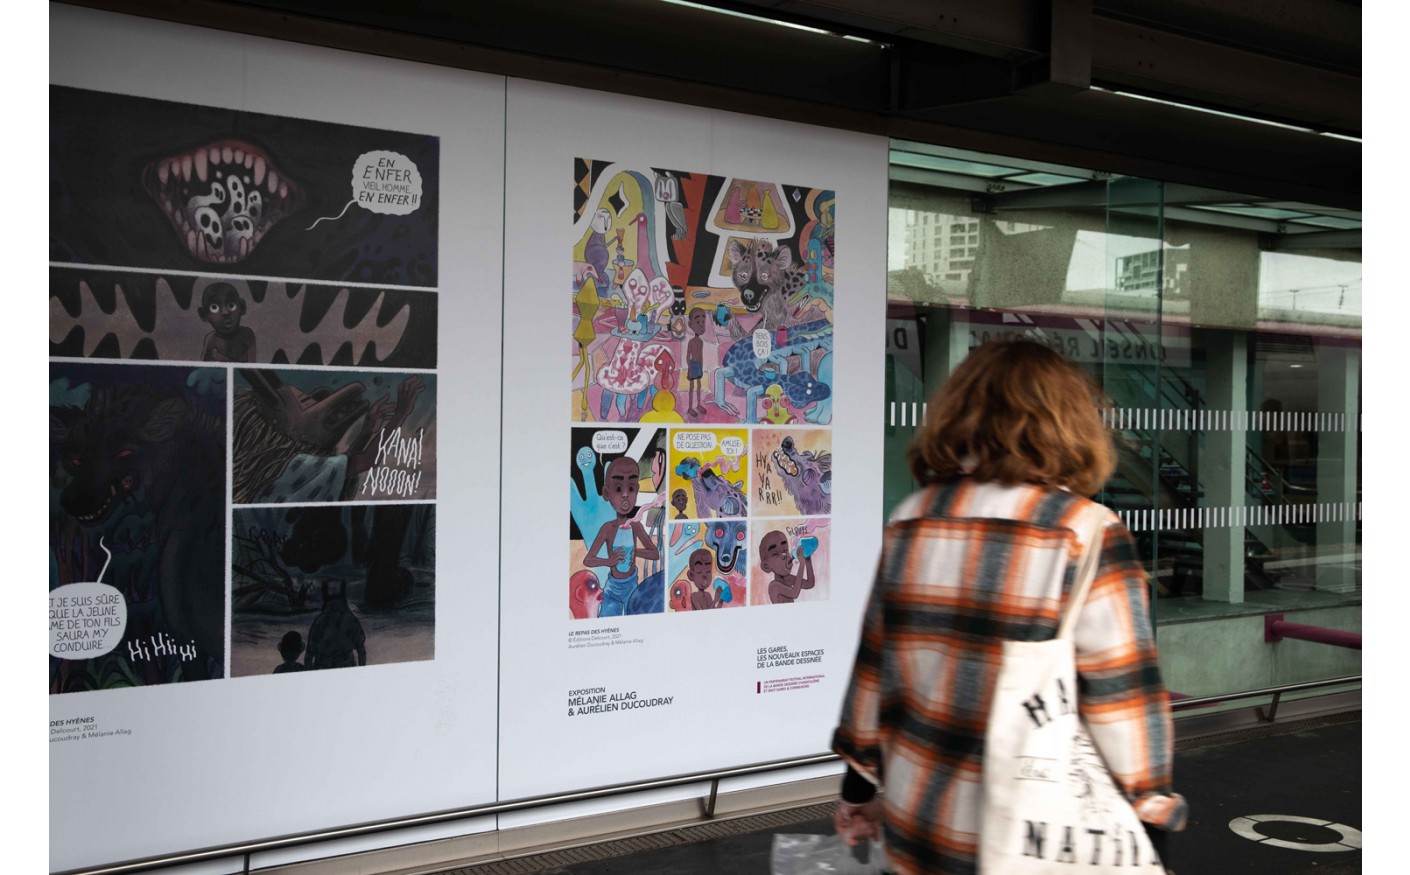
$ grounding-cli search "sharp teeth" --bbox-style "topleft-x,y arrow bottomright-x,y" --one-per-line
253,156 -> 266,186
181,153 -> 193,181
243,151 -> 254,169
157,161 -> 169,184
279,182 -> 288,199
195,148 -> 208,183
234,148 -> 245,165
222,146 -> 234,164
267,168 -> 279,194
187,229 -> 198,254
208,146 -> 220,167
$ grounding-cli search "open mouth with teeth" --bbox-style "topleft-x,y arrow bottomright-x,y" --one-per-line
772,448 -> 800,478
143,139 -> 304,264
69,476 -> 136,525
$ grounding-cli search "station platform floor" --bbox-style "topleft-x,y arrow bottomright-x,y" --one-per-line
432,711 -> 1361,875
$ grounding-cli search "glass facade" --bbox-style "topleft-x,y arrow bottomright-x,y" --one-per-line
884,143 -> 1362,703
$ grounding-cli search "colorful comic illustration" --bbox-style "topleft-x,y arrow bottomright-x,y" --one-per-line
667,428 -> 750,520
569,426 -> 669,619
571,160 -> 834,426
49,363 -> 228,692
50,268 -> 438,369
665,521 -> 748,612
752,429 -> 832,517
229,505 -> 435,677
749,518 -> 831,606
50,86 -> 439,287
232,369 -> 436,505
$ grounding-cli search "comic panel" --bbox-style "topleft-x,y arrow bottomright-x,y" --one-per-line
749,518 -> 831,606
232,368 -> 435,505
50,268 -> 438,369
50,85 -> 439,287
668,428 -> 750,520
753,428 -> 832,517
571,160 -> 834,426
49,362 -> 227,693
569,425 -> 669,619
665,521 -> 748,613
229,505 -> 435,677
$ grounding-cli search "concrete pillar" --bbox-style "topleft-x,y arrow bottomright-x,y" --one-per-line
1315,345 -> 1361,593
1201,329 -> 1248,603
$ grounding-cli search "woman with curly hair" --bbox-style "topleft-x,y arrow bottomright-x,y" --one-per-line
831,339 -> 1185,873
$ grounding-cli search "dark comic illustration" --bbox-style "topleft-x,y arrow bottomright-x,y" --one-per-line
230,505 -> 435,676
232,368 -> 436,504
49,268 -> 438,369
50,86 -> 439,287
49,363 -> 227,692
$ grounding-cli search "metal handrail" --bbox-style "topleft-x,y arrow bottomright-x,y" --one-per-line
53,753 -> 843,875
1265,614 -> 1362,650
1167,673 -> 1353,712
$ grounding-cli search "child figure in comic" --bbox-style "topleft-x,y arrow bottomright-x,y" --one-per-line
687,548 -> 722,611
672,489 -> 690,520
199,281 -> 257,362
584,455 -> 660,617
687,307 -> 707,417
761,529 -> 816,604
272,630 -> 306,673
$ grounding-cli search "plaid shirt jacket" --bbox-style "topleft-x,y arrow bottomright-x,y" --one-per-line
833,478 -> 1186,875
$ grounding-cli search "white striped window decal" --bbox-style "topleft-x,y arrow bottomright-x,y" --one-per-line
1113,501 -> 1360,532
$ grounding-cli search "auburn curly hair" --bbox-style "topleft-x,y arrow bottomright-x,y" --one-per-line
907,339 -> 1115,497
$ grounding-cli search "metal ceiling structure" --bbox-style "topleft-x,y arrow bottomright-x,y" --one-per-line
59,0 -> 1361,210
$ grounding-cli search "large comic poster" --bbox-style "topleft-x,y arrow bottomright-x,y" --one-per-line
568,162 -> 835,621
49,86 -> 440,694
499,80 -> 886,808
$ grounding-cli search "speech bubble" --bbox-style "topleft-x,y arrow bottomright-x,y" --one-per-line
49,539 -> 126,659
593,430 -> 629,454
50,583 -> 127,659
674,431 -> 718,452
720,436 -> 745,457
753,329 -> 773,359
307,150 -> 424,229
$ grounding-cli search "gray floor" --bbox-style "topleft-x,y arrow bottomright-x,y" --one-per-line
438,712 -> 1361,875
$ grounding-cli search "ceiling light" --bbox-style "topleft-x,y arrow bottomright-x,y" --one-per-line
1090,87 -> 1361,143
660,1 -> 883,44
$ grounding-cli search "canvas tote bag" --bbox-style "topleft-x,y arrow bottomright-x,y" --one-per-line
979,522 -> 1163,873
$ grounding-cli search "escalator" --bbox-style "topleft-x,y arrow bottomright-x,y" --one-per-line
1101,362 -> 1312,597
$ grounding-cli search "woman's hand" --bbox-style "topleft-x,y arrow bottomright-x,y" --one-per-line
833,798 -> 882,846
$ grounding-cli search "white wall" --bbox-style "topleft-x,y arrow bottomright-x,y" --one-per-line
48,5 -> 889,870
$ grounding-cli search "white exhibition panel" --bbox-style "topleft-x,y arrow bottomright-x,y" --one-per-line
49,7 -> 504,870
498,78 -> 888,803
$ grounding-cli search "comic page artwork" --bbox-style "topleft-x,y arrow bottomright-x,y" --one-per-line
232,369 -> 436,505
752,429 -> 831,518
570,426 -> 669,619
569,161 -> 838,622
49,363 -> 228,693
230,505 -> 435,677
571,160 -> 834,426
49,86 -> 444,695
665,521 -> 748,613
749,518 -> 831,606
50,86 -> 439,287
667,428 -> 750,521
50,268 -> 438,370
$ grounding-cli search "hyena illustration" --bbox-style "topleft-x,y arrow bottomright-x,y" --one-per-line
51,383 -> 226,672
772,436 -> 832,515
692,467 -> 748,518
727,238 -> 805,334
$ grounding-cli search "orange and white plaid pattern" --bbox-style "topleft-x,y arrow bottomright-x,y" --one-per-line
833,479 -> 1185,875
